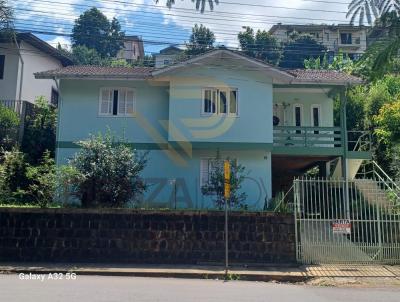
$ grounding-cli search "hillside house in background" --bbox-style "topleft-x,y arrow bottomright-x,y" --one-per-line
0,32 -> 72,107
154,45 -> 184,68
116,35 -> 145,62
269,24 -> 369,60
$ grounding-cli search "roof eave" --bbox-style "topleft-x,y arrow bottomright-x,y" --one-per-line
34,73 -> 150,80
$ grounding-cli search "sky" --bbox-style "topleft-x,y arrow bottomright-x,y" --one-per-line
10,0 -> 353,54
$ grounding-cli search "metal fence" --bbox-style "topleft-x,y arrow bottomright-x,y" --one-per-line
294,177 -> 400,264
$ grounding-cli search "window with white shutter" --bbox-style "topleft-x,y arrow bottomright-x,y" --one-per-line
202,88 -> 238,116
99,88 -> 135,116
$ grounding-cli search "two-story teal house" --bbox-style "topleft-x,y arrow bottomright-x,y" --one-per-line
36,49 -> 370,209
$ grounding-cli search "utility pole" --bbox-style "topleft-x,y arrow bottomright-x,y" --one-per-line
224,160 -> 230,276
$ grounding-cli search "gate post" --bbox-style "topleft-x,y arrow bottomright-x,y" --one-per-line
293,178 -> 300,262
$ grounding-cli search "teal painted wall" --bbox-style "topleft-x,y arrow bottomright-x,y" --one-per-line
58,79 -> 170,144
168,64 -> 274,144
57,147 -> 271,210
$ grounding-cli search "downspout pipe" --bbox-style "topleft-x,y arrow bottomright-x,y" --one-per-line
13,35 -> 24,103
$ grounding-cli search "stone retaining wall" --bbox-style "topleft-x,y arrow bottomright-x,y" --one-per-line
0,208 -> 295,264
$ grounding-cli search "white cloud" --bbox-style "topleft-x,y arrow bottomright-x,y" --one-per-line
152,0 -> 350,47
46,36 -> 71,50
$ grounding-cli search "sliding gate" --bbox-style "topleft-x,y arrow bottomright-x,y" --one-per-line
294,178 -> 400,264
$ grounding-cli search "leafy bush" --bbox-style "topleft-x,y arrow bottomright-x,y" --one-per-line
21,97 -> 56,164
62,133 -> 148,208
0,147 -> 30,203
201,157 -> 248,209
0,104 -> 20,149
26,150 -> 57,208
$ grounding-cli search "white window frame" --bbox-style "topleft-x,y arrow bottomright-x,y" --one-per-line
98,87 -> 136,117
201,88 -> 239,117
310,104 -> 322,128
293,104 -> 303,127
199,158 -> 238,189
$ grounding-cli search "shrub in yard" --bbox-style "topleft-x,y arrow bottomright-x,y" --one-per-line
26,150 -> 57,208
0,147 -> 30,203
0,104 -> 20,150
201,156 -> 248,209
21,97 -> 56,164
62,132 -> 148,208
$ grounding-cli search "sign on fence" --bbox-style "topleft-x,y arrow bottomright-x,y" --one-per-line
331,219 -> 351,235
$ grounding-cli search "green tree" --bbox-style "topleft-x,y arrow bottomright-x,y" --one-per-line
346,0 -> 379,25
186,24 -> 215,56
71,45 -> 108,66
72,7 -> 125,57
279,35 -> 327,69
201,157 -> 248,209
63,132 -> 148,208
21,97 -> 57,164
304,52 -> 355,73
238,27 -> 281,65
155,0 -> 219,13
359,11 -> 400,79
0,0 -> 13,30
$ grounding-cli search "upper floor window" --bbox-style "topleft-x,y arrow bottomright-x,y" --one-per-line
0,55 -> 5,80
99,88 -> 135,116
340,33 -> 352,45
202,88 -> 238,116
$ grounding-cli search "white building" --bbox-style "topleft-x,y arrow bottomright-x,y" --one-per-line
269,24 -> 369,60
0,32 -> 72,105
154,46 -> 184,68
116,35 -> 145,62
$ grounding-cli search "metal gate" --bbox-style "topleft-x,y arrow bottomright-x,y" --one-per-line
294,177 -> 400,264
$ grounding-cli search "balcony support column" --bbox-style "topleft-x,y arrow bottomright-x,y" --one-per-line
340,87 -> 351,219
340,88 -> 348,180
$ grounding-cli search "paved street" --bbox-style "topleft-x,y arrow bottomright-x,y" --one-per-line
1,274 -> 399,302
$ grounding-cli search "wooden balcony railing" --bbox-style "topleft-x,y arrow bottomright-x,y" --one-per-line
274,126 -> 342,148
273,126 -> 371,152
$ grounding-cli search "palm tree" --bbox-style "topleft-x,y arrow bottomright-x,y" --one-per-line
360,11 -> 400,78
155,0 -> 219,13
347,0 -> 380,25
378,0 -> 400,14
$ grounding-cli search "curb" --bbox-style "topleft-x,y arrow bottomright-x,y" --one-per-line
0,268 -> 311,283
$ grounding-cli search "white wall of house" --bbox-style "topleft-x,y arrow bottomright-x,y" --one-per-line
0,43 -> 19,101
273,88 -> 334,127
155,54 -> 179,68
17,41 -> 62,103
0,40 -> 63,103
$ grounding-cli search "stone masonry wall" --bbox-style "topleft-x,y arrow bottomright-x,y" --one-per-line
0,208 -> 295,264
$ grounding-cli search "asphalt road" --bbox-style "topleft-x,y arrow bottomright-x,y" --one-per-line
1,274 -> 399,302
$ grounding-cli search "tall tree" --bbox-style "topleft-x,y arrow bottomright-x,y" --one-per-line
238,27 -> 281,65
71,7 -> 125,58
279,35 -> 327,69
0,0 -> 13,30
186,24 -> 215,55
347,0 -> 379,25
360,11 -> 400,78
155,0 -> 219,13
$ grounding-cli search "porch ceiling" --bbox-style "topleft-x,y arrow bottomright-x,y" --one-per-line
272,155 -> 336,175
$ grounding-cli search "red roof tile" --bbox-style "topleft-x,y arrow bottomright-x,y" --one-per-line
287,69 -> 363,84
35,65 -> 155,79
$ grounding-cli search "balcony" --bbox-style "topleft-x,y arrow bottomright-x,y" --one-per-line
273,126 -> 371,158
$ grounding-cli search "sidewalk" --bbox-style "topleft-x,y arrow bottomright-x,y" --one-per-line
1,262 -> 399,283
